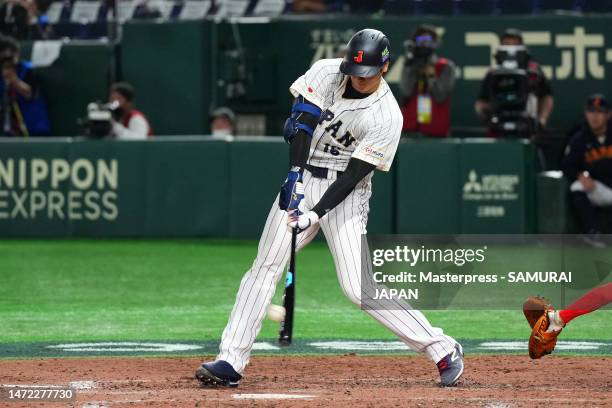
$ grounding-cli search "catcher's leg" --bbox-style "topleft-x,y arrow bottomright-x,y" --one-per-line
569,190 -> 601,233
557,282 -> 612,326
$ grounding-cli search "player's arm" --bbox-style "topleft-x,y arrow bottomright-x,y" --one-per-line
288,158 -> 375,230
278,95 -> 322,211
560,133 -> 586,180
287,95 -> 320,169
536,68 -> 554,127
474,71 -> 492,121
112,115 -> 149,140
428,60 -> 456,103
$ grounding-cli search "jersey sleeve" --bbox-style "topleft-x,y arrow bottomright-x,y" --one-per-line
351,108 -> 403,172
289,58 -> 341,108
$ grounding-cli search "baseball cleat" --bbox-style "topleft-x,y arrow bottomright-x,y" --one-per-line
437,343 -> 464,387
195,360 -> 242,387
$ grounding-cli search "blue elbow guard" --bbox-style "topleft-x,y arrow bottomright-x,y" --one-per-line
283,96 -> 322,143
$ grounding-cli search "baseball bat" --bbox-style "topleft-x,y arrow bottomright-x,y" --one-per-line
278,228 -> 296,345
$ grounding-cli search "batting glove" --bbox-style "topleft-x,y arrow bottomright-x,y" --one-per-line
279,167 -> 304,211
288,210 -> 319,232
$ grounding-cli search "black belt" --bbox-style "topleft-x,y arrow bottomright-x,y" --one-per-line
305,164 -> 343,179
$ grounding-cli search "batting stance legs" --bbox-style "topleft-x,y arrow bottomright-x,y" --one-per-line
216,171 -> 457,375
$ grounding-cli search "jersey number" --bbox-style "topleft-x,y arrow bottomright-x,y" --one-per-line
323,143 -> 340,156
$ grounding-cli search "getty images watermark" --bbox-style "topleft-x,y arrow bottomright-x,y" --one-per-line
360,235 -> 611,310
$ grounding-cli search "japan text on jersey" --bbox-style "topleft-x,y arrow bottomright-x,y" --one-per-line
289,58 -> 404,173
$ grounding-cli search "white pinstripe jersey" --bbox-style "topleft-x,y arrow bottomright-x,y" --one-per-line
289,58 -> 403,172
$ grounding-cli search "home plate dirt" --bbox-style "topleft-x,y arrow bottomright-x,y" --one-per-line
0,355 -> 610,407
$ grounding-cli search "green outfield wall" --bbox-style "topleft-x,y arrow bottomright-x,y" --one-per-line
22,15 -> 612,137
121,15 -> 612,135
0,137 -> 535,237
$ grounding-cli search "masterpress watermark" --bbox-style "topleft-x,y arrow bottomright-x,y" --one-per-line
360,235 -> 612,310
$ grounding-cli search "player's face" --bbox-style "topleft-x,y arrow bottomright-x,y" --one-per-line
501,37 -> 522,46
109,91 -> 128,110
350,62 -> 389,94
212,116 -> 232,132
585,110 -> 609,133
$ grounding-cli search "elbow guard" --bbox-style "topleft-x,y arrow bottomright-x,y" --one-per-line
283,95 -> 322,143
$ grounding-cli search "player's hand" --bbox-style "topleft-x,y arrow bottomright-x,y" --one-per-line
578,172 -> 596,193
424,63 -> 436,77
2,66 -> 17,86
279,167 -> 304,211
287,210 -> 319,232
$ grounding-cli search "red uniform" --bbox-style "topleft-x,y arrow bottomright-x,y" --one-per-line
401,58 -> 452,137
122,110 -> 152,137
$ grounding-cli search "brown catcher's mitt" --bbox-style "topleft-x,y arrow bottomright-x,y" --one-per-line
523,296 -> 552,328
522,296 -> 560,359
529,312 -> 562,359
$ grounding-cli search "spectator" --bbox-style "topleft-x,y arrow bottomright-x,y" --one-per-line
108,82 -> 152,140
133,0 -> 163,19
0,0 -> 29,40
0,34 -> 49,136
292,0 -> 328,12
30,0 -> 53,40
345,0 -> 383,13
561,94 -> 612,242
210,106 -> 235,140
475,28 -> 554,134
399,24 -> 456,137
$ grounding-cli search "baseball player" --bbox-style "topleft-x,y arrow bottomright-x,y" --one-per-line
524,282 -> 612,359
196,29 -> 464,388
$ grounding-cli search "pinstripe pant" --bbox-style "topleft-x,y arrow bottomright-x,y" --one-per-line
218,170 -> 457,374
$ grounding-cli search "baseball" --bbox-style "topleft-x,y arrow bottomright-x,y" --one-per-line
267,304 -> 286,322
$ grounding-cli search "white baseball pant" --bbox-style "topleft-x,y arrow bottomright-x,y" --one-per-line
217,169 -> 457,373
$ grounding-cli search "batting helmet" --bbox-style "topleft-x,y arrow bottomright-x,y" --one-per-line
340,29 -> 390,78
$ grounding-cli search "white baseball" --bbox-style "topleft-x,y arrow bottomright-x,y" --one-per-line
267,304 -> 286,322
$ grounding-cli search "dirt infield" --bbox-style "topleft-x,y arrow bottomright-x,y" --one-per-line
1,355 -> 610,407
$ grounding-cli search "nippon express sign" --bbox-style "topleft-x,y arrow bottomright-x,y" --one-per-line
0,158 -> 118,221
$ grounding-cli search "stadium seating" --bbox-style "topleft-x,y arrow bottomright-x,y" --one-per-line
495,0 -> 535,14
216,0 -> 251,17
45,1 -> 65,24
457,0 -> 497,15
539,0 -> 579,12
178,1 -> 212,20
252,0 -> 287,16
382,0 -> 416,14
25,0 -> 612,40
141,0 -> 176,19
413,0 -> 457,16
580,0 -> 612,12
69,1 -> 102,24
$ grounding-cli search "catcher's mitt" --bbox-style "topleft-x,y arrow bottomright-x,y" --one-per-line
523,296 -> 552,329
522,296 -> 560,359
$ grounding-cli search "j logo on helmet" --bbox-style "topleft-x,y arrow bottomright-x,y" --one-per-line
353,51 -> 364,63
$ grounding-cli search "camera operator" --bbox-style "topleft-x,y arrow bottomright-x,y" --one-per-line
108,82 -> 152,140
475,29 -> 554,136
0,0 -> 29,40
0,33 -> 49,136
399,24 -> 456,137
